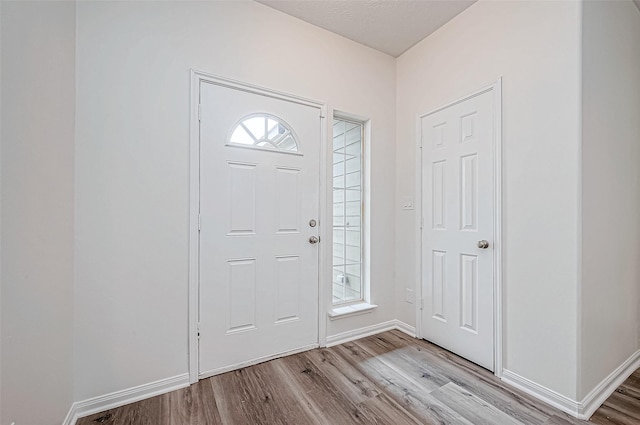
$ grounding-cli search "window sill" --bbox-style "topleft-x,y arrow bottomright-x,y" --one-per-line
328,302 -> 378,321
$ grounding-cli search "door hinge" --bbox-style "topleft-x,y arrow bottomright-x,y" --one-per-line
198,103 -> 202,121
197,322 -> 201,340
420,298 -> 424,310
198,214 -> 201,231
419,136 -> 423,148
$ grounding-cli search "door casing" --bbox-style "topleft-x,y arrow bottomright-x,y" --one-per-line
415,79 -> 503,377
188,70 -> 328,384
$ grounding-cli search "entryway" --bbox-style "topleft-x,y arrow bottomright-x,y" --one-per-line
192,74 -> 325,378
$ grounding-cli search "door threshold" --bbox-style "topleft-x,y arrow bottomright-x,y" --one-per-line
198,343 -> 319,380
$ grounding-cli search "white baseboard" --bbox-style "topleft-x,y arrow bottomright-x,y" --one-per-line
501,369 -> 580,418
578,349 -> 640,419
326,320 -> 397,347
503,349 -> 640,421
394,320 -> 417,337
325,319 -> 417,347
63,373 -> 190,425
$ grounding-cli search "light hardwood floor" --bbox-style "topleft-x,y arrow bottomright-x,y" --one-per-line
76,330 -> 637,424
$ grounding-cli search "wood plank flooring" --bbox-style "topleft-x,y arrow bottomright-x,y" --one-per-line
76,330 -> 637,424
590,369 -> 640,425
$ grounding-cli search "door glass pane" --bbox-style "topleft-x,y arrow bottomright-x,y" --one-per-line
229,114 -> 299,153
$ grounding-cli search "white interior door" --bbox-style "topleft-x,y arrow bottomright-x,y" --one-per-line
198,81 -> 321,377
420,89 -> 495,371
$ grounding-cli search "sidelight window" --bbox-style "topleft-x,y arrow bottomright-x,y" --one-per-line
332,117 -> 364,305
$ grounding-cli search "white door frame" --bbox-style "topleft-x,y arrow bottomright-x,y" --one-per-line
415,78 -> 503,377
188,70 -> 328,384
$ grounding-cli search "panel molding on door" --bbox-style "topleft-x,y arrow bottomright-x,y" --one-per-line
188,70 -> 328,384
416,79 -> 502,377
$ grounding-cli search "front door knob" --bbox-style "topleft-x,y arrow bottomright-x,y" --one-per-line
477,240 -> 489,249
309,236 -> 319,244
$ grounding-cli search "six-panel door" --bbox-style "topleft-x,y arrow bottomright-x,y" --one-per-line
198,82 -> 321,377
421,90 -> 495,371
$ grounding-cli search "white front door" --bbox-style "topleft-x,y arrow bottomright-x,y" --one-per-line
198,81 -> 321,377
420,89 -> 495,371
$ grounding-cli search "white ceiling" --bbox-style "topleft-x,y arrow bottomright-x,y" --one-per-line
256,0 -> 477,57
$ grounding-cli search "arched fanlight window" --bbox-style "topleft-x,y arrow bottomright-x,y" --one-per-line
229,114 -> 300,153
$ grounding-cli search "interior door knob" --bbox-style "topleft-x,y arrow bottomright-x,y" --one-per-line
309,236 -> 319,244
477,240 -> 489,249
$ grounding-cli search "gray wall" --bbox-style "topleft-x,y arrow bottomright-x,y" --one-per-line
1,1 -> 75,424
580,0 -> 640,399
